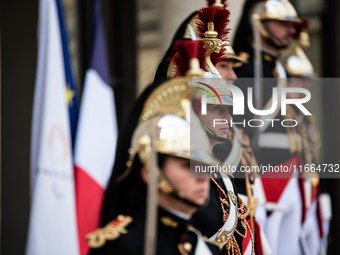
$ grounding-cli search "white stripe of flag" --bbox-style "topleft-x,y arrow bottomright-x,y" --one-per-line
73,0 -> 118,254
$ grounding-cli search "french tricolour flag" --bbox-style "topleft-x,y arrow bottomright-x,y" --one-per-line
73,0 -> 118,254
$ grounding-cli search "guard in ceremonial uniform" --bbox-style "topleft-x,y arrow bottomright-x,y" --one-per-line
155,4 -> 249,253
233,1 -> 313,254
279,28 -> 331,254
87,41 -> 235,255
155,2 -> 274,254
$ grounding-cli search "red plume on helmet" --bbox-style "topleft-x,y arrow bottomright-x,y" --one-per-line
196,7 -> 230,65
196,7 -> 230,41
294,19 -> 309,38
173,40 -> 207,77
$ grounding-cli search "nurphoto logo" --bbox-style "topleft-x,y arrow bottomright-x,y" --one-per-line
197,82 -> 311,128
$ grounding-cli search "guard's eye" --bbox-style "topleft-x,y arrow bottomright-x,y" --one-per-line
213,105 -> 230,110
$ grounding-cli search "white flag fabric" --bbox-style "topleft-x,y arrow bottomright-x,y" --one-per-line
73,0 -> 118,254
27,0 -> 79,254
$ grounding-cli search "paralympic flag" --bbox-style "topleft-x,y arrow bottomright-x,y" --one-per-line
27,0 -> 79,254
73,0 -> 118,254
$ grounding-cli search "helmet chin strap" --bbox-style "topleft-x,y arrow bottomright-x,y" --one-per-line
157,170 -> 209,209
200,119 -> 228,143
264,33 -> 287,50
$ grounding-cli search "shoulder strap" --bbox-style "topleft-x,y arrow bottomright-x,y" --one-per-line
86,215 -> 133,248
207,174 -> 238,249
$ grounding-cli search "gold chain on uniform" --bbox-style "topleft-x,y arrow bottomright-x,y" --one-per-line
211,177 -> 254,255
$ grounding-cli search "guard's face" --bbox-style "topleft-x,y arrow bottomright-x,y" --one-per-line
198,104 -> 232,140
215,60 -> 237,84
263,20 -> 297,47
162,156 -> 210,206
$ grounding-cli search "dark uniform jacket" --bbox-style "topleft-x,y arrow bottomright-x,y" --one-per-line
89,206 -> 215,255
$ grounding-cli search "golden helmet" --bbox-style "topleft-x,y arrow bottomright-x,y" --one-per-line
279,42 -> 314,78
251,0 -> 301,47
132,78 -> 216,168
252,0 -> 300,22
118,41 -> 219,183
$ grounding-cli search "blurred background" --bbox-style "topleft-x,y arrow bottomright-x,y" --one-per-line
2,0 -> 340,254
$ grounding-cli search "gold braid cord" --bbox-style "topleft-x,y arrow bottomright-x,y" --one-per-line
285,105 -> 303,155
287,106 -> 321,185
211,178 -> 254,255
228,128 -> 258,231
296,113 -> 321,166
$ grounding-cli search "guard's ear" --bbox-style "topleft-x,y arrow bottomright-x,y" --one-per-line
141,167 -> 149,184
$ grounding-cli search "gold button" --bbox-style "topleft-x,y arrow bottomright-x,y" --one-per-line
263,54 -> 273,62
183,242 -> 192,253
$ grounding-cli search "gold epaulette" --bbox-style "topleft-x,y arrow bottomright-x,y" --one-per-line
238,52 -> 249,64
86,215 -> 133,248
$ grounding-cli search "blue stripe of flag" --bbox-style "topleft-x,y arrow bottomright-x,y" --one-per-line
56,0 -> 79,148
90,0 -> 111,85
